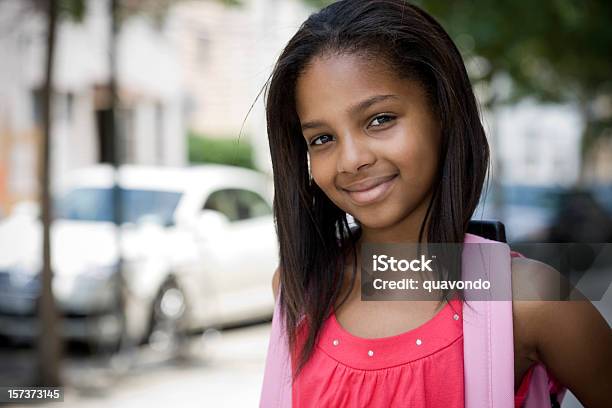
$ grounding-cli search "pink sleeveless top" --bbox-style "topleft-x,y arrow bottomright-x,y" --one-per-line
291,297 -> 538,407
291,298 -> 465,407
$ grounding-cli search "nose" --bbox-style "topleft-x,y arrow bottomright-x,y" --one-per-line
337,131 -> 376,173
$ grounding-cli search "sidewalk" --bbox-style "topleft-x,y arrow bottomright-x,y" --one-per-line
2,323 -> 270,407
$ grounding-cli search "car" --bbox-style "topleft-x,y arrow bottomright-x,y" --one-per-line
0,164 -> 278,351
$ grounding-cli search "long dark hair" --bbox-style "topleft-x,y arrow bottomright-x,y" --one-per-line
265,0 -> 489,380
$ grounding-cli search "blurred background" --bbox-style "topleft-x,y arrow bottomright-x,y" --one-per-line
0,0 -> 610,406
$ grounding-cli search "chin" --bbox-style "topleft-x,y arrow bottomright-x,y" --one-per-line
352,212 -> 398,230
352,200 -> 423,232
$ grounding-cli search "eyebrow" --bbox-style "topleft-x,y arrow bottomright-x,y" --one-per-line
300,94 -> 399,132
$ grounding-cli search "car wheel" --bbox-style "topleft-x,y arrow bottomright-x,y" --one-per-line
146,279 -> 188,354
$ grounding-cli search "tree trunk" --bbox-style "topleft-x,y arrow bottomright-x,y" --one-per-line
109,0 -> 129,352
38,0 -> 62,386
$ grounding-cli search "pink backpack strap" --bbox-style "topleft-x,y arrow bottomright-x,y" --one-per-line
259,287 -> 293,407
462,233 -> 515,408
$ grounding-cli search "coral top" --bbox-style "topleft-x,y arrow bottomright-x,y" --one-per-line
291,298 -> 534,407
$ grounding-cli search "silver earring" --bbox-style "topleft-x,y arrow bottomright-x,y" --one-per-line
307,154 -> 313,181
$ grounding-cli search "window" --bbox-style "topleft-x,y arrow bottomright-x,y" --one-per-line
31,88 -> 44,126
235,189 -> 272,219
203,188 -> 271,222
55,187 -> 183,226
203,189 -> 239,221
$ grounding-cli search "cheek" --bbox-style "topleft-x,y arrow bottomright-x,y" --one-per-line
311,158 -> 347,206
311,159 -> 335,192
389,128 -> 439,183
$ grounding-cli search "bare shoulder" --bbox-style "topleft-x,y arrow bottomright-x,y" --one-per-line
511,256 -> 587,347
511,256 -> 612,407
510,256 -> 582,301
510,257 -> 548,384
272,266 -> 281,300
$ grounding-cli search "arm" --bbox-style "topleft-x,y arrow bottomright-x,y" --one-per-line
512,257 -> 612,407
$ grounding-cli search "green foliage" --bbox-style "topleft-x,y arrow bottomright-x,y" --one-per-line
414,0 -> 612,105
219,0 -> 243,6
414,0 -> 612,155
188,132 -> 256,170
57,0 -> 86,21
301,0 -> 333,9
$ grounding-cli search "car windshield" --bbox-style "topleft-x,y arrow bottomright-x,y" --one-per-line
55,187 -> 183,226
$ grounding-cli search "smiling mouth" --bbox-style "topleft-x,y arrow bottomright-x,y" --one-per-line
343,174 -> 398,205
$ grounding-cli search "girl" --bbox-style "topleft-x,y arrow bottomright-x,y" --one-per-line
260,0 -> 611,407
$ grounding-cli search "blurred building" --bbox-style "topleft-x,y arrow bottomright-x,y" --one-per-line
0,0 -> 187,215
168,0 -> 311,174
495,100 -> 583,187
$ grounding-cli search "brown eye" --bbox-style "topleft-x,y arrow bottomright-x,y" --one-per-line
311,134 -> 334,146
369,114 -> 395,128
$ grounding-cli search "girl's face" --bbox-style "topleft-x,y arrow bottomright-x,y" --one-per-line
295,53 -> 441,240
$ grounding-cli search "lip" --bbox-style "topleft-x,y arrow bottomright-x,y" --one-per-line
342,174 -> 398,205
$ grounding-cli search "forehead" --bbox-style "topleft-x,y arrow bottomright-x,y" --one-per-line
295,53 -> 420,118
